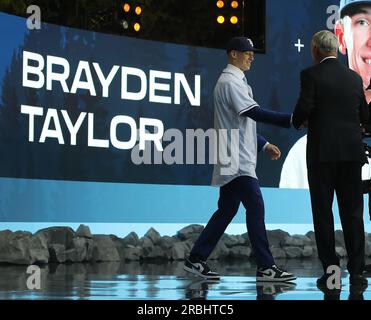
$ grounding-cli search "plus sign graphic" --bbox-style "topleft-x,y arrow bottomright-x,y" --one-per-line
295,39 -> 305,53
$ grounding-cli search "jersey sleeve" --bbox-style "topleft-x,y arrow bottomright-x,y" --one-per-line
227,81 -> 259,116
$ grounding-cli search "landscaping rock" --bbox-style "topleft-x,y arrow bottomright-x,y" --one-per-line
302,246 -> 314,258
284,246 -> 303,259
171,242 -> 190,260
35,227 -> 75,250
76,224 -> 92,239
305,231 -> 316,243
122,232 -> 140,247
271,247 -> 286,259
221,234 -> 243,248
49,244 -> 66,263
143,228 -> 162,244
283,235 -> 311,247
68,238 -> 95,262
92,235 -> 120,262
176,225 -> 204,241
2,225 -> 371,264
123,245 -> 142,261
158,236 -> 176,250
267,230 -> 290,248
335,246 -> 347,258
0,230 -> 49,265
209,242 -> 229,260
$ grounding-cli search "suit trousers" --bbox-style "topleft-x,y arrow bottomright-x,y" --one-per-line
190,176 -> 275,268
308,162 -> 365,275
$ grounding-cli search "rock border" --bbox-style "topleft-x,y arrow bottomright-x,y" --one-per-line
1,224 -> 370,265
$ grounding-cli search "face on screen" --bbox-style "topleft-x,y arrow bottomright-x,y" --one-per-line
337,5 -> 371,95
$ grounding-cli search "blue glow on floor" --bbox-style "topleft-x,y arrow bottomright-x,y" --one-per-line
0,261 -> 369,300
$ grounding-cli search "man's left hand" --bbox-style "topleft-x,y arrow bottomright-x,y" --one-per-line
265,143 -> 281,160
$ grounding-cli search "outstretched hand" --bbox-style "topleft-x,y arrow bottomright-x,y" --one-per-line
265,143 -> 281,160
299,120 -> 308,129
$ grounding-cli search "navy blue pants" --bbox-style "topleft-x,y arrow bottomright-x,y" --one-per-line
190,176 -> 275,268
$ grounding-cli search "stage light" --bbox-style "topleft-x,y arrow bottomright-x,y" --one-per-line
135,6 -> 142,15
122,3 -> 130,12
231,1 -> 239,9
216,1 -> 225,8
215,1 -> 241,27
134,22 -> 141,32
230,16 -> 238,24
120,2 -> 143,33
121,20 -> 129,29
217,15 -> 225,24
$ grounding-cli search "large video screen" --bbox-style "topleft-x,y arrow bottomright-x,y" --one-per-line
0,0 -> 343,187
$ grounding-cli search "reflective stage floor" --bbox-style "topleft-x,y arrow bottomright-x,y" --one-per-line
0,259 -> 370,300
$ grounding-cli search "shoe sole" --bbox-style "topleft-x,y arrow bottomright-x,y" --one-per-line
256,276 -> 297,282
183,265 -> 221,280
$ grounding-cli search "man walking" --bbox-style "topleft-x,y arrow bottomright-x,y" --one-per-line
184,37 -> 296,282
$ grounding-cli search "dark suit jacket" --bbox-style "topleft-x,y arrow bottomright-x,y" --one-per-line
292,58 -> 369,167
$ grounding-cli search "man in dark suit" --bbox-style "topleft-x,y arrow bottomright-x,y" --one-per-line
292,30 -> 369,286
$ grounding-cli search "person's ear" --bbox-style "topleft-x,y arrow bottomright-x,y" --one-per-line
335,20 -> 347,55
311,46 -> 320,64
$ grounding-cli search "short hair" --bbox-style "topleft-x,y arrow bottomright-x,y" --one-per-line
312,30 -> 339,54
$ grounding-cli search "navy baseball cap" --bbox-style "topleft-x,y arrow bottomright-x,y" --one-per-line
339,0 -> 371,17
226,37 -> 258,53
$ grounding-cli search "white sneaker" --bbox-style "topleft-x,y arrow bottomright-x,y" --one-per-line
183,258 -> 220,280
256,265 -> 296,282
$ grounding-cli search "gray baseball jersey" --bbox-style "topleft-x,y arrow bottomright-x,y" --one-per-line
211,64 -> 260,186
